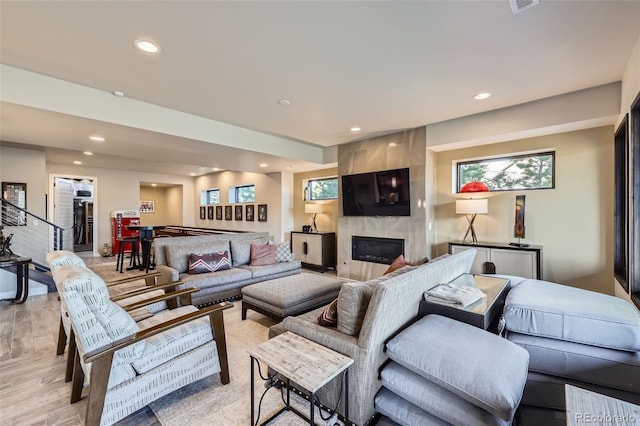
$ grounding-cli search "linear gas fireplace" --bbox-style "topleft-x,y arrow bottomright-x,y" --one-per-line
352,236 -> 405,265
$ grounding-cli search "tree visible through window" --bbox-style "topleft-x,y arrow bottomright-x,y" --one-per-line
457,152 -> 555,192
234,184 -> 255,203
308,177 -> 338,200
206,189 -> 220,204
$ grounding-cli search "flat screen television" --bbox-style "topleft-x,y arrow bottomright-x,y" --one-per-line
342,167 -> 411,216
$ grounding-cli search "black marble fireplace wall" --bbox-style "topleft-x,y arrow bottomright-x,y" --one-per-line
352,236 -> 405,265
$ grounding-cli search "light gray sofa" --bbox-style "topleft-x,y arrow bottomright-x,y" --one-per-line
269,249 -> 477,426
154,232 -> 301,306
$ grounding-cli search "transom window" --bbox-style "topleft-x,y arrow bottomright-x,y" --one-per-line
206,188 -> 220,204
230,184 -> 255,203
456,151 -> 555,192
307,177 -> 338,200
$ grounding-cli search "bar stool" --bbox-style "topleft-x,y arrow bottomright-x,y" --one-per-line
116,236 -> 140,273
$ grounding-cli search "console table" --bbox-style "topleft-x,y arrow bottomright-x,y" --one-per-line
449,241 -> 542,279
248,331 -> 353,425
0,256 -> 31,304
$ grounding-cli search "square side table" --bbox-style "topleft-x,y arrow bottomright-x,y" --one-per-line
248,331 -> 353,425
419,274 -> 509,330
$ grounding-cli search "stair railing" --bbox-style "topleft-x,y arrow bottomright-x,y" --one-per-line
1,197 -> 65,269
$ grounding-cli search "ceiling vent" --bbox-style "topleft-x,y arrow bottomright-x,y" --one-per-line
509,0 -> 540,14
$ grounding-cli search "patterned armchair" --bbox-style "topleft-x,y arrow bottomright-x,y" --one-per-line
56,263 -> 231,425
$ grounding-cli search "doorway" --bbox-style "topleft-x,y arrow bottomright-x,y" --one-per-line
49,174 -> 98,253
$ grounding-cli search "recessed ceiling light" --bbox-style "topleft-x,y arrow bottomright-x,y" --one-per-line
212,168 -> 220,172
278,99 -> 291,106
474,92 -> 492,100
189,173 -> 197,177
83,151 -> 94,156
388,142 -> 397,147
151,183 -> 157,187
259,163 -> 268,168
350,127 -> 362,132
73,160 -> 82,165
89,135 -> 105,142
135,39 -> 160,54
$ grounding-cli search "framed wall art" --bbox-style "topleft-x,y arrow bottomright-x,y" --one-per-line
235,205 -> 243,221
140,200 -> 155,213
2,182 -> 27,226
258,204 -> 267,222
225,206 -> 233,220
207,205 -> 214,220
246,204 -> 255,221
216,205 -> 223,220
199,206 -> 206,220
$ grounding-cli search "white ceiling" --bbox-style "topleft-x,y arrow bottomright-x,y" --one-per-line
1,0 -> 639,176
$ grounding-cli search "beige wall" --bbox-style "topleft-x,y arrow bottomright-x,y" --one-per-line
435,126 -> 614,294
0,145 -> 47,218
293,167 -> 339,234
193,170 -> 291,242
139,186 -> 183,226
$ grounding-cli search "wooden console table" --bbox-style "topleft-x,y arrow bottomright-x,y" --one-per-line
0,256 -> 32,304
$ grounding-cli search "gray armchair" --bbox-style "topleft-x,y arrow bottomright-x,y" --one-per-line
57,263 -> 231,426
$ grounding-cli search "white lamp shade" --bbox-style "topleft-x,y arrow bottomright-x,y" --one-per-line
305,203 -> 323,214
456,199 -> 488,215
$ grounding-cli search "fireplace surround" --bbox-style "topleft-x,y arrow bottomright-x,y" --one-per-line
352,236 -> 405,265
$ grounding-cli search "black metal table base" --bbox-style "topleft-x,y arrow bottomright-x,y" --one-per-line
0,256 -> 31,304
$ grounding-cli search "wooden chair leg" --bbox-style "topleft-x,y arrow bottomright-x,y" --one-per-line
210,310 -> 230,385
71,338 -> 84,403
86,353 -> 113,426
56,317 -> 67,356
65,332 -> 76,383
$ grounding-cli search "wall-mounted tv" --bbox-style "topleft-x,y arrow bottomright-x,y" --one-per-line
342,167 -> 411,216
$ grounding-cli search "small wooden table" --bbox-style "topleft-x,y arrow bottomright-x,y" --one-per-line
248,331 -> 353,425
0,256 -> 32,304
126,225 -> 165,271
565,384 -> 640,425
419,274 -> 510,330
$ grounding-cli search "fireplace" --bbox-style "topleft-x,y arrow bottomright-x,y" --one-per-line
352,236 -> 405,265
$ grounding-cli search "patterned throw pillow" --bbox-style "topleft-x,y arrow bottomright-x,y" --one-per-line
250,243 -> 277,266
188,251 -> 231,274
318,298 -> 338,327
275,241 -> 293,262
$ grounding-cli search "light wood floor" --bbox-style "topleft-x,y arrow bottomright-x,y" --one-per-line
0,252 -> 161,426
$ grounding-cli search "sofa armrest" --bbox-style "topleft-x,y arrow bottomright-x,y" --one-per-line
282,315 -> 360,358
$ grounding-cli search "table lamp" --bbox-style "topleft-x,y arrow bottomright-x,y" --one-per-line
456,181 -> 489,244
305,204 -> 323,233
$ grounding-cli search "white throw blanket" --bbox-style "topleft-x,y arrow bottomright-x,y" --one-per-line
425,283 -> 486,307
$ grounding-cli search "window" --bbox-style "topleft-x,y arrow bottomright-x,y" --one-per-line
456,151 -> 555,192
206,189 -> 220,204
614,115 -> 629,291
307,177 -> 338,200
230,184 -> 255,203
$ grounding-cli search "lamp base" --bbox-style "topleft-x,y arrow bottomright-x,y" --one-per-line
462,214 -> 479,244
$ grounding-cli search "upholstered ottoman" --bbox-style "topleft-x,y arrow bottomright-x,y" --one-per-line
241,273 -> 343,320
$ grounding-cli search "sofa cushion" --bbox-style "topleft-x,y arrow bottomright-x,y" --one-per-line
386,314 -> 529,421
166,240 -> 230,273
188,251 -> 231,274
250,243 -> 276,266
179,267 -> 252,289
375,388 -> 450,426
337,281 -> 375,336
239,260 -> 301,279
507,332 -> 640,394
504,279 -> 640,351
230,238 -> 270,267
380,362 -> 510,425
275,240 -> 294,262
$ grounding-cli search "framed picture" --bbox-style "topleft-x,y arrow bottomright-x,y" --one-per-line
207,205 -> 214,220
246,204 -> 255,221
225,206 -> 233,220
216,205 -> 223,220
258,204 -> 267,222
235,205 -> 243,220
2,182 -> 27,226
140,200 -> 155,213
199,206 -> 206,220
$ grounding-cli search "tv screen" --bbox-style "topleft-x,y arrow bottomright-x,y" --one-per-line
342,168 -> 411,216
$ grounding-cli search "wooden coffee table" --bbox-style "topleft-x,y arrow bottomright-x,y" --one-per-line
248,331 -> 353,425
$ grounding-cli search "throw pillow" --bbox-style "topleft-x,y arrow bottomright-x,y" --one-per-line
250,243 -> 276,266
275,241 -> 294,263
384,255 -> 410,275
317,298 -> 338,327
188,251 -> 231,274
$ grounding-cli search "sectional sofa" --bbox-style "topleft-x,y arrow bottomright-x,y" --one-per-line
153,232 -> 301,306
